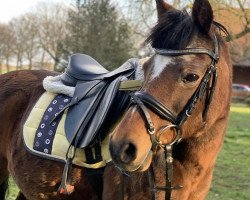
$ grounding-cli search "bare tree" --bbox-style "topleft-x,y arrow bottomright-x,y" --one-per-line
9,18 -> 27,70
0,23 -> 14,73
211,0 -> 250,40
210,0 -> 250,63
34,2 -> 68,71
2,26 -> 14,72
120,0 -> 249,62
122,0 -> 249,39
20,13 -> 40,70
0,24 -> 5,74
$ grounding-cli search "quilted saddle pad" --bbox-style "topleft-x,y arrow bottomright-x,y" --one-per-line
23,92 -> 111,168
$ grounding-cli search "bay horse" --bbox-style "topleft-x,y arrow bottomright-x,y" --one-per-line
0,0 -> 232,200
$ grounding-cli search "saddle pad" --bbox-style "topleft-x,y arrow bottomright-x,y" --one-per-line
23,92 -> 111,168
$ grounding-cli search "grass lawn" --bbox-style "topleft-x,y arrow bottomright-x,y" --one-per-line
6,105 -> 250,200
207,105 -> 250,200
6,178 -> 19,200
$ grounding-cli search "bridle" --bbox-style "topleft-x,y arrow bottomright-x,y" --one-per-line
129,35 -> 219,200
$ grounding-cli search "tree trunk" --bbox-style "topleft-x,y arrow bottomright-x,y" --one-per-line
20,60 -> 23,70
41,50 -> 45,69
6,58 -> 10,72
53,55 -> 61,71
53,58 -> 59,72
16,60 -> 19,70
29,59 -> 32,70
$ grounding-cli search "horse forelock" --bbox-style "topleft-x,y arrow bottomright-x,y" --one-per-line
145,9 -> 229,51
146,10 -> 194,50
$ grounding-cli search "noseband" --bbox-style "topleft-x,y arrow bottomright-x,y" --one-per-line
130,35 -> 219,200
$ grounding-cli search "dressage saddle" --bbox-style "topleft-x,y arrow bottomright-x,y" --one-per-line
60,54 -> 138,148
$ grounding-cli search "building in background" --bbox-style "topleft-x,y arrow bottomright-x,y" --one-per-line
215,8 -> 250,86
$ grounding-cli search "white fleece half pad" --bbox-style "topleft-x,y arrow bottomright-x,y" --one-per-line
43,75 -> 75,97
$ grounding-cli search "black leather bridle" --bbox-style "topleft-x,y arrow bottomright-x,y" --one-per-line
129,35 -> 219,200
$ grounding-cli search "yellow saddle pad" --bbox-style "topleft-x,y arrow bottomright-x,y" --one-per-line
23,92 -> 111,168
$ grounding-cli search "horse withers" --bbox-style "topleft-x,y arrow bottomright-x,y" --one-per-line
108,0 -> 232,199
0,0 -> 232,200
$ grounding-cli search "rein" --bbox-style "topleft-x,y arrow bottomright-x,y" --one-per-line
128,35 -> 220,200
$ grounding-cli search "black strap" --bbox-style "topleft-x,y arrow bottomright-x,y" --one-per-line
85,139 -> 103,164
154,35 -> 220,63
130,93 -> 160,151
176,64 -> 216,126
151,145 -> 183,200
155,48 -> 217,61
133,92 -> 176,124
130,93 -> 155,133
165,145 -> 173,200
85,146 -> 95,164
202,66 -> 218,120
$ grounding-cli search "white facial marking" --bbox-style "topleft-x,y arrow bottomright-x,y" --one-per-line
152,55 -> 173,80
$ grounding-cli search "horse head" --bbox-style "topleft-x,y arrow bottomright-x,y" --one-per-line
109,0 -> 231,198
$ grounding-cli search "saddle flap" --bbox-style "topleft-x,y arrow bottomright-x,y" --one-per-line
63,57 -> 138,148
77,76 -> 128,148
65,80 -> 107,144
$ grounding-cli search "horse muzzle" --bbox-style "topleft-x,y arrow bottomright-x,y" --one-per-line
109,137 -> 153,172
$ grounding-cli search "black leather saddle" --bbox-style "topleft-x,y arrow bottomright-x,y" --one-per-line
60,54 -> 138,148
61,54 -> 137,86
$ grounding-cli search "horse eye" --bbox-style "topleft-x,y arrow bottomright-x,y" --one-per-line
183,73 -> 199,83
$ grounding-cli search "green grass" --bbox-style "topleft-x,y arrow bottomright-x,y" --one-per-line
207,106 -> 250,200
6,106 -> 250,199
6,178 -> 19,200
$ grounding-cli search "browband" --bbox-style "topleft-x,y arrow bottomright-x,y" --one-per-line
154,35 -> 219,62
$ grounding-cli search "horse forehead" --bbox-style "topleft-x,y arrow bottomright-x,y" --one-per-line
151,55 -> 173,80
151,54 -> 200,81
152,55 -> 173,79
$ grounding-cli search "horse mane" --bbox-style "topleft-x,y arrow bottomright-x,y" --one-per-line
145,9 -> 229,50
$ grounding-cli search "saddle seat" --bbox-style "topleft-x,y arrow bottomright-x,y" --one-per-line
59,53 -> 138,149
61,53 -> 136,86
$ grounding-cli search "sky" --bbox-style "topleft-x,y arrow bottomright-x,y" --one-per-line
0,0 -> 69,23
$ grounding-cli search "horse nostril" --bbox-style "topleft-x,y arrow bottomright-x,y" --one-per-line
120,142 -> 137,164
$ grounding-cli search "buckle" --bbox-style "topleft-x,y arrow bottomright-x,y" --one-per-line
156,125 -> 182,146
154,184 -> 183,191
148,127 -> 155,135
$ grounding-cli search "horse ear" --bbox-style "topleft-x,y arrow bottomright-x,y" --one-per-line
192,0 -> 213,34
156,0 -> 174,19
